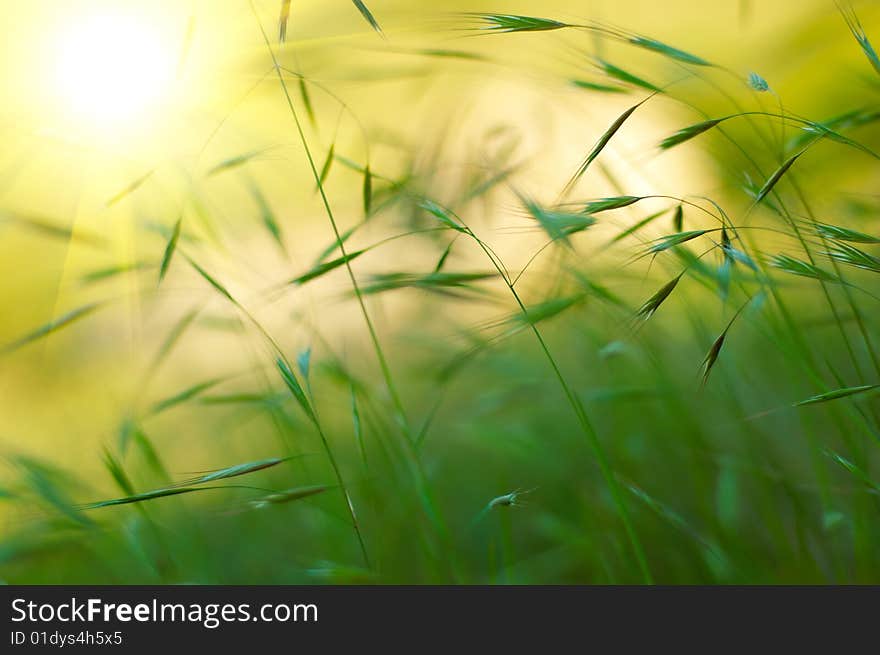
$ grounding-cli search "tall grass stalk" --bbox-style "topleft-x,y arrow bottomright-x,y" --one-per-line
449,212 -> 654,582
248,2 -> 457,575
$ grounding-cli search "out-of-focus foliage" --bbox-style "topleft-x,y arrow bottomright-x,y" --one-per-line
1,0 -> 879,584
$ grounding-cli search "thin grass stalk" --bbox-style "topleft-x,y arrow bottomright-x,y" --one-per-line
457,221 -> 653,582
788,177 -> 880,378
249,7 -> 407,429
667,87 -> 874,391
248,3 -> 458,578
680,80 -> 875,385
185,255 -> 372,567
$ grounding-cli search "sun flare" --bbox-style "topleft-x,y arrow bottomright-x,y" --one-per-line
54,14 -> 175,127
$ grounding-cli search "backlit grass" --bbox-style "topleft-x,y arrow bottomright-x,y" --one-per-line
0,0 -> 878,584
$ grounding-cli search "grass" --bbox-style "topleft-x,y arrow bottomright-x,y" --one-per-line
0,1 -> 879,584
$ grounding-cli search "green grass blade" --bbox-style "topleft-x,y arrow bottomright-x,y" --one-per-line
563,99 -> 648,195
105,170 -> 153,207
583,196 -> 642,214
571,79 -> 627,93
299,77 -> 316,127
82,486 -> 226,510
250,184 -> 284,251
420,200 -> 466,232
636,273 -> 683,321
290,249 -> 367,285
648,229 -> 710,253
278,0 -> 291,42
16,457 -> 94,526
522,197 -> 597,242
277,357 -> 316,424
599,60 -> 662,93
102,448 -> 135,496
659,119 -> 723,150
173,457 -> 290,487
825,242 -> 880,273
150,378 -> 224,415
839,3 -> 880,77
795,384 -> 879,406
629,36 -> 710,66
469,13 -> 568,33
770,254 -> 838,282
362,165 -> 373,216
81,262 -> 150,285
318,143 -> 335,187
207,150 -> 265,176
158,218 -> 182,284
250,485 -> 328,507
756,151 -> 805,203
1,303 -> 103,355
186,257 -> 237,303
816,223 -> 879,244
352,0 -> 383,35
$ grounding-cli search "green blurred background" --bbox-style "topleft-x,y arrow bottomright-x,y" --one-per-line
1,0 -> 879,583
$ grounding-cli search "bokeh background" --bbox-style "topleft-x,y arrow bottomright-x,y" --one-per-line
1,0 -> 879,583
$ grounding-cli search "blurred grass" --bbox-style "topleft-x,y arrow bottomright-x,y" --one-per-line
0,0 -> 879,584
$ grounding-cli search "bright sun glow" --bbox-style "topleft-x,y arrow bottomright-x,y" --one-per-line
54,14 -> 174,126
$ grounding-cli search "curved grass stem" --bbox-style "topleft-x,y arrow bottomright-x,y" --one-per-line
461,225 -> 653,583
248,2 -> 459,579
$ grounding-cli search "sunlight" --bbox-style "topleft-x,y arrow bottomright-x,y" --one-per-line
53,13 -> 175,127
